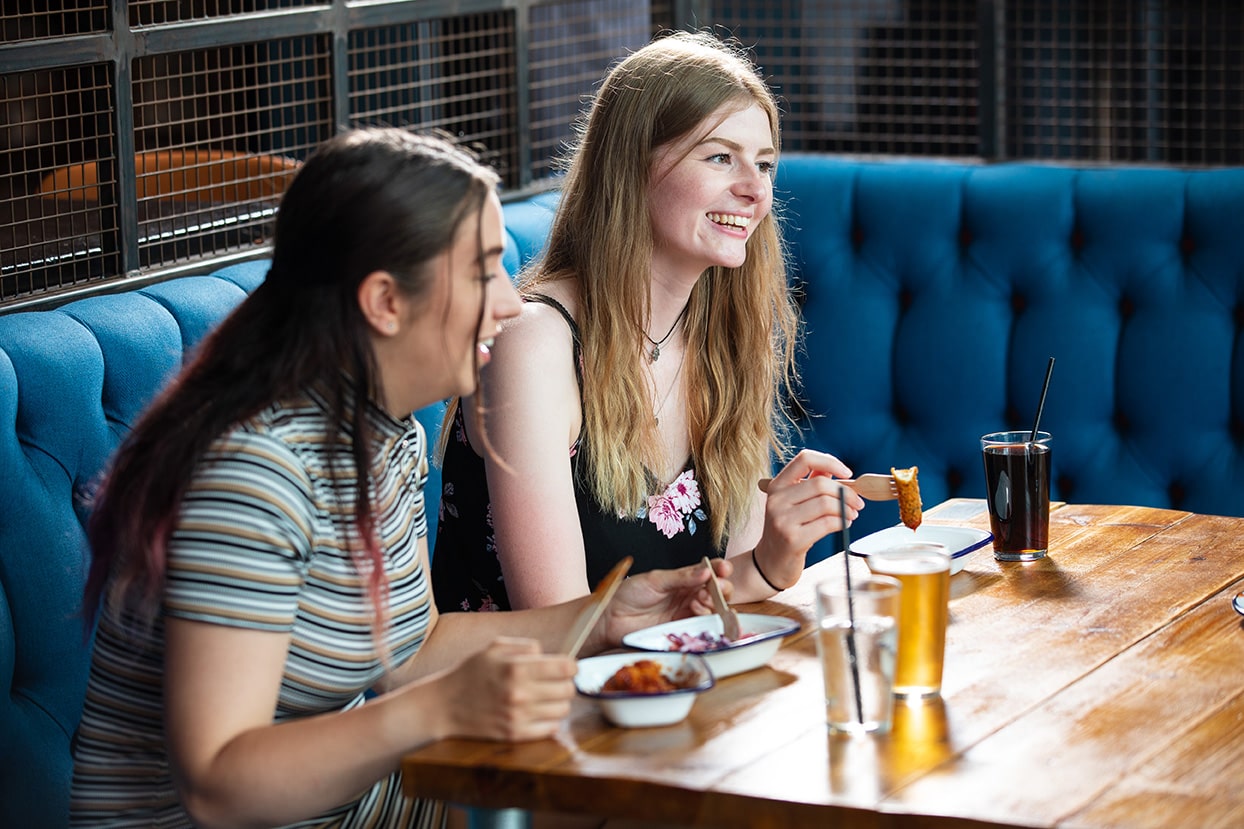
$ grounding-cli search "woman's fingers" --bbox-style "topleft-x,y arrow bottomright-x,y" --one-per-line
767,449 -> 853,490
441,638 -> 576,742
769,473 -> 863,522
762,451 -> 864,520
756,456 -> 866,579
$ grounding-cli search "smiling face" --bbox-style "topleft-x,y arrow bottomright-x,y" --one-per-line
385,190 -> 521,413
646,102 -> 776,280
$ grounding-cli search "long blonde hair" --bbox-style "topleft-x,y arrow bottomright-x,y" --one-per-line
523,31 -> 801,548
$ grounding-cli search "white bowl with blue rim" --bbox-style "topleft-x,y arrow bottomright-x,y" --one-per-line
849,524 -> 993,575
620,612 -> 800,679
575,651 -> 714,728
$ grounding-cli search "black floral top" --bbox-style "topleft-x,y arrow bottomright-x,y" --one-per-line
431,294 -> 718,613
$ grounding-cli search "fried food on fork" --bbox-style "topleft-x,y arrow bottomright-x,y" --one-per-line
891,466 -> 923,530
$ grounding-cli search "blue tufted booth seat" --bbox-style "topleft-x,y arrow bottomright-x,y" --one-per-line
2,157 -> 1243,826
775,155 -> 1244,546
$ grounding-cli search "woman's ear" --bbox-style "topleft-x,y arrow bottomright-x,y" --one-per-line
357,270 -> 401,335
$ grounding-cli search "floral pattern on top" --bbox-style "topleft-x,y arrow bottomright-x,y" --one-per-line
433,293 -> 717,615
638,469 -> 708,539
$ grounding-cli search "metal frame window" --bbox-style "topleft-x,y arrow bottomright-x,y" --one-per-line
2,1 -> 1241,309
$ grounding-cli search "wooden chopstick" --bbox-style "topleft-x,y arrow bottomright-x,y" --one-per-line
561,556 -> 633,658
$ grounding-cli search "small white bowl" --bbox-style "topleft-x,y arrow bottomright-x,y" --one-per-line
575,651 -> 714,728
621,613 -> 800,679
849,524 -> 993,575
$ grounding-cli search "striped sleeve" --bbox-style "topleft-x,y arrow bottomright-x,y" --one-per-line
164,427 -> 316,632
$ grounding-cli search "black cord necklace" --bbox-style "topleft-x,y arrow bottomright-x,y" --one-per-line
644,303 -> 689,363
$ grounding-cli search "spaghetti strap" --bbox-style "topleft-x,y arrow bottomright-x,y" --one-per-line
524,293 -> 579,339
525,292 -> 584,389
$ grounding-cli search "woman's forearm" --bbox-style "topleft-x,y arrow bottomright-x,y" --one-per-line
384,598 -> 591,685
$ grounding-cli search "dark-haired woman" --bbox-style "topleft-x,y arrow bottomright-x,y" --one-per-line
70,128 -> 730,829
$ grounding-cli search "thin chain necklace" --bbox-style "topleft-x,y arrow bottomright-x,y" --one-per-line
644,303 -> 689,362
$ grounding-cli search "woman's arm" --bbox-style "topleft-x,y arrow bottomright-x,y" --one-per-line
160,435 -> 579,828
470,299 -> 594,608
163,618 -> 575,829
724,449 -> 865,599
388,555 -> 726,686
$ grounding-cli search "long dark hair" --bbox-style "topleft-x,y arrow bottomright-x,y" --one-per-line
83,128 -> 499,627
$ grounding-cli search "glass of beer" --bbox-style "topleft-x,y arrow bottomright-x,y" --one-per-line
865,543 -> 951,697
980,430 -> 1052,561
815,576 -> 900,734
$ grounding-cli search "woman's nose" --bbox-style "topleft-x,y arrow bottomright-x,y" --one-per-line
734,164 -> 768,201
493,269 -> 522,321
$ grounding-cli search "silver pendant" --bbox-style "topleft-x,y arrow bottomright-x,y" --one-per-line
650,344 -> 661,362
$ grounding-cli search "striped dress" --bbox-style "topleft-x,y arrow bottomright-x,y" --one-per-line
70,387 -> 444,828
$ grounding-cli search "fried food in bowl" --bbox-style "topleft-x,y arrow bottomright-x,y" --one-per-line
575,652 -> 713,728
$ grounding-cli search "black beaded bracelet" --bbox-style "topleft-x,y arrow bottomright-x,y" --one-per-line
751,547 -> 786,592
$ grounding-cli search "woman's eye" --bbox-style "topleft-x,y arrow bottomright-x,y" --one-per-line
758,161 -> 777,176
707,152 -> 732,164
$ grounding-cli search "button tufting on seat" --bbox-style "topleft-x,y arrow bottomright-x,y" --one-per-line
958,227 -> 972,248
1113,410 -> 1130,433
899,287 -> 914,310
1119,296 -> 1135,319
851,225 -> 865,249
946,468 -> 963,491
1180,236 -> 1195,256
1057,474 -> 1076,502
1011,292 -> 1027,314
1071,228 -> 1085,251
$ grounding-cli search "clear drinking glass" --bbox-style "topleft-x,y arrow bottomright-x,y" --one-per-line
815,577 -> 900,734
865,543 -> 951,697
981,430 -> 1053,561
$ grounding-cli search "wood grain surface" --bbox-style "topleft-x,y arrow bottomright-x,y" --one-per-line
403,500 -> 1244,828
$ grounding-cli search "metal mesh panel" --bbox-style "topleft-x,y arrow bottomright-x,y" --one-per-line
348,12 -> 520,190
1006,1 -> 1244,164
708,0 -> 981,156
131,37 -> 330,269
1,64 -> 117,303
527,0 -> 673,181
1,0 -> 108,43
129,0 -> 322,28
5,0 -> 1244,310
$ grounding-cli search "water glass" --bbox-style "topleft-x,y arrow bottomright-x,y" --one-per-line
815,577 -> 900,734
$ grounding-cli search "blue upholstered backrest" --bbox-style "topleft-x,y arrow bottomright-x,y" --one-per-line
0,262 -> 269,825
776,155 -> 1244,550
0,198 -> 555,827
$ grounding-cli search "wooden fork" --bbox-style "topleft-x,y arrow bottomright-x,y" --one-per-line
757,474 -> 898,501
837,474 -> 898,501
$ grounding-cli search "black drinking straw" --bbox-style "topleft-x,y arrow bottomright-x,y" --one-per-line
1030,356 -> 1056,441
840,484 -> 865,726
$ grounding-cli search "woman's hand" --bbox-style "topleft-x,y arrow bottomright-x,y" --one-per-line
428,638 -> 576,742
587,558 -> 733,653
753,449 -> 864,592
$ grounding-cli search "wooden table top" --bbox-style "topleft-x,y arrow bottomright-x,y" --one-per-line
403,500 -> 1244,828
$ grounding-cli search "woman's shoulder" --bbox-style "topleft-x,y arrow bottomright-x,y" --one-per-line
522,278 -> 579,318
497,288 -> 580,357
204,396 -> 326,477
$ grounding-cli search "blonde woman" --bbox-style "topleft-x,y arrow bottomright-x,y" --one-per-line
433,32 -> 863,613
